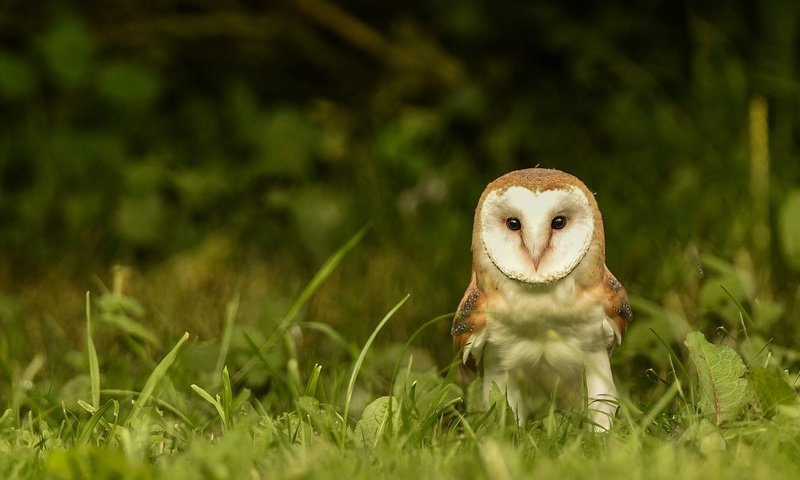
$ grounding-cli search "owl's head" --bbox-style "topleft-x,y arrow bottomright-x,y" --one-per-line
473,169 -> 605,284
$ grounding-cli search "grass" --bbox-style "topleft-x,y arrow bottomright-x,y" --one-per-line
1,234 -> 800,480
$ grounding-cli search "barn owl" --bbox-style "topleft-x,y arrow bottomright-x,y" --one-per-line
451,168 -> 631,431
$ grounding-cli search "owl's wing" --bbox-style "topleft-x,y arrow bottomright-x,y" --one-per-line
451,271 -> 488,369
602,266 -> 632,350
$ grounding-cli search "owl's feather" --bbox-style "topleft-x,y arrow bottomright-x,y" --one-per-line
451,272 -> 487,369
601,266 -> 632,349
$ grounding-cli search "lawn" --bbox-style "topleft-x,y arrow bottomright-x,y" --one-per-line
2,228 -> 800,479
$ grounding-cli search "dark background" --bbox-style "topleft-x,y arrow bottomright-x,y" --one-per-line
1,0 -> 799,402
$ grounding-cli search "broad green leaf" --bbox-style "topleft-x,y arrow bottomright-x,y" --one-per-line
748,366 -> 798,416
778,190 -> 800,271
354,396 -> 400,448
684,331 -> 750,425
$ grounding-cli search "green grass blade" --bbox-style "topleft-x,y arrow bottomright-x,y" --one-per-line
98,313 -> 160,347
305,364 -> 323,398
191,384 -> 226,431
389,312 -> 453,390
649,327 -> 691,384
236,227 -> 368,381
341,293 -> 410,449
77,399 -> 116,445
127,332 -> 190,425
215,294 -> 240,380
279,226 -> 368,330
720,285 -> 755,328
99,389 -> 194,427
640,381 -> 680,430
283,330 -> 302,399
237,328 -> 290,389
298,321 -> 359,359
0,409 -> 12,427
86,291 -> 101,410
221,366 -> 233,431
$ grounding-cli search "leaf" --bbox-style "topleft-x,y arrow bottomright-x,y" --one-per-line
354,396 -> 400,448
684,331 -> 750,425
778,189 -> 800,271
748,366 -> 798,416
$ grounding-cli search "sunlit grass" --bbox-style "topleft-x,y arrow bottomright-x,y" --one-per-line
2,232 -> 800,479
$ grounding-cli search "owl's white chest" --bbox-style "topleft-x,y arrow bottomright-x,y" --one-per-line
470,274 -> 614,374
467,274 -> 617,419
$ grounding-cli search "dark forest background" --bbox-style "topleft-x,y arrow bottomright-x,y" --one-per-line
1,1 -> 800,398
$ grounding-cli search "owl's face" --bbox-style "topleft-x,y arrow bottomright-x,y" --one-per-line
477,184 -> 596,284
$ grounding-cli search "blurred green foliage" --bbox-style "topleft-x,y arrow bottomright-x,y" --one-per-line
1,0 -> 800,386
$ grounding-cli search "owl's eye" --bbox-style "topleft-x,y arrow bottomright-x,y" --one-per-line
551,216 -> 567,230
505,217 -> 522,231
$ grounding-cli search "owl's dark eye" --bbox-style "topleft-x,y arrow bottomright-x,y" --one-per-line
551,216 -> 567,230
505,217 -> 522,231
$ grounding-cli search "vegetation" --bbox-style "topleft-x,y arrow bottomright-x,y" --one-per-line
1,1 -> 800,478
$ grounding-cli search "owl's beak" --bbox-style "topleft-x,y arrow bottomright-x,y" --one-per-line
528,230 -> 551,272
532,253 -> 543,271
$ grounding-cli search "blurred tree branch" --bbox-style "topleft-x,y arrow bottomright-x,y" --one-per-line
81,2 -> 462,86
98,12 -> 287,43
288,0 -> 462,84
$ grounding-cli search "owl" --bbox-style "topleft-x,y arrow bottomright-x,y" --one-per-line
451,168 -> 631,431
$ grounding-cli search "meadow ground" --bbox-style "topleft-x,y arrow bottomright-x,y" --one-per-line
2,231 -> 800,480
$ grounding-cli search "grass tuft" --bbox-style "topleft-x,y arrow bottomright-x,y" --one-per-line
126,332 -> 190,426
86,291 -> 101,410
341,293 -> 410,448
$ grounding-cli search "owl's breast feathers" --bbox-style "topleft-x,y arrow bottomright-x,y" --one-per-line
451,266 -> 632,368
